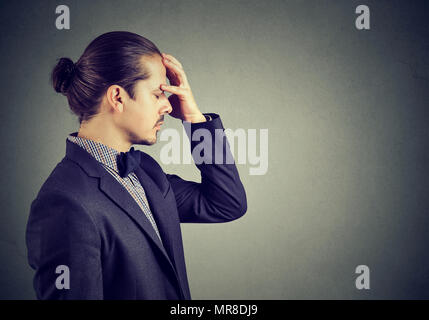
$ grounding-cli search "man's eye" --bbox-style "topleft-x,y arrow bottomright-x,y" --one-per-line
154,90 -> 165,99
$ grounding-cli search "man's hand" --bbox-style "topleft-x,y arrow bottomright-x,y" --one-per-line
160,53 -> 206,123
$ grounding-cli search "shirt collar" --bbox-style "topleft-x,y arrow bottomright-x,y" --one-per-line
67,132 -> 129,173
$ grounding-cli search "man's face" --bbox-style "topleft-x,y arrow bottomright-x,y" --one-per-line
121,54 -> 172,146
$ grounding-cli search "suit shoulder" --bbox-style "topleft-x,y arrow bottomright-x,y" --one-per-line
34,157 -> 93,200
28,159 -> 99,230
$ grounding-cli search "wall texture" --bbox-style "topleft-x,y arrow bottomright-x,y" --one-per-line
0,0 -> 428,299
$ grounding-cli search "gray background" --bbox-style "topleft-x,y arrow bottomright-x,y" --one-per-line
0,0 -> 428,299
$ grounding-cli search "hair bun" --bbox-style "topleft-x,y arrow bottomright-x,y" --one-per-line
51,57 -> 76,95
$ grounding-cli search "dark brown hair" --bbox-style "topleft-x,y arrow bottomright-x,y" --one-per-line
51,31 -> 162,123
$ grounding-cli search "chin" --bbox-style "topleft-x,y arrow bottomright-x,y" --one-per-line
137,134 -> 158,146
129,131 -> 157,146
144,137 -> 157,146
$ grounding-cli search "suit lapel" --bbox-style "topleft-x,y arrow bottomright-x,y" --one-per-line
97,165 -> 187,299
133,163 -> 186,299
133,166 -> 176,263
98,170 -> 170,258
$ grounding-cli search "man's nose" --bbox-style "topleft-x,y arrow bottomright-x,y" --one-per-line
162,99 -> 173,115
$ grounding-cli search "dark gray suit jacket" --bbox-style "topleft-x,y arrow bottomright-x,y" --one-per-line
25,113 -> 247,299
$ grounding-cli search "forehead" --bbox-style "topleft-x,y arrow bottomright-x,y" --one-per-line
139,54 -> 166,89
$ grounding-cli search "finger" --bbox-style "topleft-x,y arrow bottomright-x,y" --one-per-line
161,84 -> 187,96
163,58 -> 188,86
164,60 -> 185,85
162,53 -> 183,69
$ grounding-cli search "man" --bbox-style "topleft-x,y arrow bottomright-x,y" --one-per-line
25,31 -> 247,300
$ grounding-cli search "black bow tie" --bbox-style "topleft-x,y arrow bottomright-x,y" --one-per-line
117,147 -> 141,178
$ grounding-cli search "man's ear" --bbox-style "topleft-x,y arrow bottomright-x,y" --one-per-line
106,85 -> 124,113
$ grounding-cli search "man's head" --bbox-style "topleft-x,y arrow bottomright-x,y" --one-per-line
51,31 -> 172,146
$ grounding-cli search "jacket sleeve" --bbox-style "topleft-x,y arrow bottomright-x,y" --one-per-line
166,113 -> 247,223
25,191 -> 103,299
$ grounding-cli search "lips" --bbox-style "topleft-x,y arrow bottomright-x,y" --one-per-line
155,122 -> 163,128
